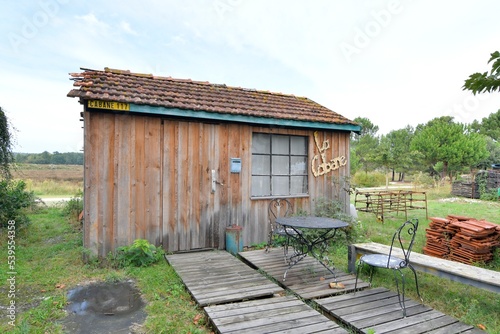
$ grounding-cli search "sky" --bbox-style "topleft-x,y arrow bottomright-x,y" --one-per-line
1,0 -> 500,153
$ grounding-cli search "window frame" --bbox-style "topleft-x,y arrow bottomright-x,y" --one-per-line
251,133 -> 309,198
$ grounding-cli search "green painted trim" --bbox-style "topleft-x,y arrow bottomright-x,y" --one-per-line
129,104 -> 361,133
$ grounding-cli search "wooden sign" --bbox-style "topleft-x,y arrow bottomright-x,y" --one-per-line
88,100 -> 130,111
311,131 -> 346,177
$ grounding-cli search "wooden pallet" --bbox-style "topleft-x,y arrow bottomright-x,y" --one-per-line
239,248 -> 370,300
165,251 -> 284,306
205,295 -> 348,334
315,287 -> 485,334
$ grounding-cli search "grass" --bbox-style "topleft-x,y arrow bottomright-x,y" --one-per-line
23,179 -> 83,197
0,207 -> 211,333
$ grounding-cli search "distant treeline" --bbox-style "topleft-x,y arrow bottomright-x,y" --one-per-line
14,152 -> 84,165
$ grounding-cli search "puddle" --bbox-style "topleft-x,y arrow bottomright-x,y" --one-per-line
61,280 -> 146,334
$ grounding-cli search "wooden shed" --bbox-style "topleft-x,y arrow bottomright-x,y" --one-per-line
68,67 -> 361,257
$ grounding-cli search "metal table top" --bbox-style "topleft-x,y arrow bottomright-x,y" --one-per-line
276,216 -> 349,229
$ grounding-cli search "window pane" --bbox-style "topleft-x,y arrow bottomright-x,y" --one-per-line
291,156 -> 307,175
252,176 -> 271,196
272,156 -> 289,175
272,176 -> 289,196
272,135 -> 289,154
291,176 -> 308,194
252,133 -> 270,154
252,155 -> 270,174
291,136 -> 307,155
251,133 -> 309,197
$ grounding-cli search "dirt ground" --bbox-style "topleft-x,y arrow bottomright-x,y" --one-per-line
12,164 -> 83,182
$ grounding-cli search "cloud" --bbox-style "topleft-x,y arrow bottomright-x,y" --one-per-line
119,21 -> 138,36
75,12 -> 111,35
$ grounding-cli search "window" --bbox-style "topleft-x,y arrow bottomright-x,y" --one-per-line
251,133 -> 308,197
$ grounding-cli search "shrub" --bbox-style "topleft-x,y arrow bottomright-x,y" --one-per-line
411,171 -> 438,188
114,239 -> 165,268
314,198 -> 359,243
0,179 -> 36,228
352,171 -> 386,187
315,198 -> 355,223
63,190 -> 83,220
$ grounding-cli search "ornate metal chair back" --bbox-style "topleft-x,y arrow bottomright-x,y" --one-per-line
268,198 -> 293,233
388,218 -> 419,269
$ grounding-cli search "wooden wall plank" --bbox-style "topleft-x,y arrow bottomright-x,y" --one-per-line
162,120 -> 177,252
84,111 -> 97,255
218,124 -> 230,248
239,126 -> 253,247
198,123 -> 210,249
114,114 -> 132,247
133,117 -> 145,240
188,122 -> 201,249
101,113 -> 116,257
229,124 -> 242,226
144,117 -> 162,245
177,122 -> 189,251
209,123 -> 220,248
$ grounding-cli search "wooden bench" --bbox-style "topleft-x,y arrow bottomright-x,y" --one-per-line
348,242 -> 500,294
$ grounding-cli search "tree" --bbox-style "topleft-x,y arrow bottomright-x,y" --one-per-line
470,109 -> 500,141
411,117 -> 488,179
463,51 -> 500,95
376,126 -> 416,182
0,105 -> 36,228
476,136 -> 500,170
0,106 -> 14,179
351,117 -> 379,174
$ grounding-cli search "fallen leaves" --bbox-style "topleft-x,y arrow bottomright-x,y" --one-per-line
329,282 -> 345,289
193,314 -> 203,325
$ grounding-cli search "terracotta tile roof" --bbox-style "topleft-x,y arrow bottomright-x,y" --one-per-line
68,67 -> 358,127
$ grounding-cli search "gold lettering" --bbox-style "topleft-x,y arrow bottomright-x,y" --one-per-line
88,100 -> 130,111
311,131 -> 347,177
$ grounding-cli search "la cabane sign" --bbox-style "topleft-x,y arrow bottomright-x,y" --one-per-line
311,131 -> 347,177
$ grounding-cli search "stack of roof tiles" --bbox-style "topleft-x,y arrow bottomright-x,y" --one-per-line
423,215 -> 500,264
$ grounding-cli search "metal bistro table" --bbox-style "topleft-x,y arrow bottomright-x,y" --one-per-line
276,216 -> 349,282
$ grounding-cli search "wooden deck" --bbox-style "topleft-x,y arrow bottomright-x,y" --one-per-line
239,248 -> 370,299
205,295 -> 348,334
165,251 -> 284,306
166,249 -> 486,333
316,287 -> 484,334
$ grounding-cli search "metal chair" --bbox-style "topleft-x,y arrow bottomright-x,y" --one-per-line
354,218 -> 423,317
265,198 -> 295,258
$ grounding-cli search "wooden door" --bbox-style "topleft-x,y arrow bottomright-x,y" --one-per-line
161,120 -> 220,252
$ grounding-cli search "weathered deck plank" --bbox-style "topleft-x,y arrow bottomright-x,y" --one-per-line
238,248 -> 370,299
166,251 -> 284,306
315,287 -> 485,334
204,295 -> 348,334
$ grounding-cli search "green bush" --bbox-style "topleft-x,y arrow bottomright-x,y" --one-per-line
0,179 -> 36,228
313,198 -> 359,244
114,239 -> 165,268
62,190 -> 83,220
352,171 -> 386,187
